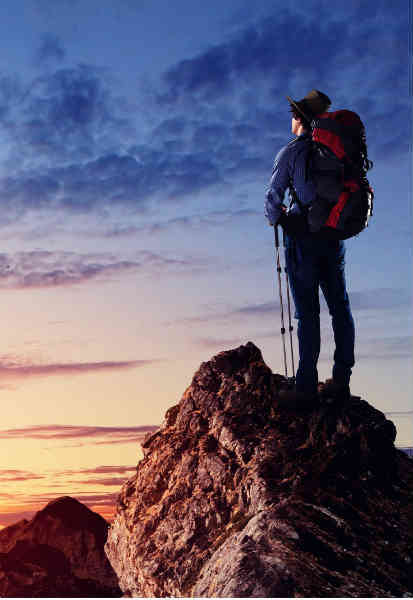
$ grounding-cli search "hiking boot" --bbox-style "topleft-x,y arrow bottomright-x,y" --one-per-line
318,378 -> 350,400
277,388 -> 319,410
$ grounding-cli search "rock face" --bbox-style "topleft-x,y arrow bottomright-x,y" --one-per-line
0,496 -> 121,597
105,342 -> 413,598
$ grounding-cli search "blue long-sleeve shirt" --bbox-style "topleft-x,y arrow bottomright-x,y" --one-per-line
265,133 -> 317,225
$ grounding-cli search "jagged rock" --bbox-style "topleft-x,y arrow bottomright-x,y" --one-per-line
0,496 -> 121,597
105,342 -> 413,598
0,519 -> 29,554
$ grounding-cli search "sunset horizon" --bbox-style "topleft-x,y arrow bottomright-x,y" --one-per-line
0,0 -> 411,536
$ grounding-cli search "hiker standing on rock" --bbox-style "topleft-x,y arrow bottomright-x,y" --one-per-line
265,90 -> 373,407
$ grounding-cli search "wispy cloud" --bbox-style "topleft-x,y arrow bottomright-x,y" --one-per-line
0,424 -> 158,444
173,287 -> 411,328
156,3 -> 409,162
356,335 -> 412,361
27,492 -> 119,511
194,329 -> 281,349
7,64 -> 129,166
0,465 -> 139,527
173,301 -> 278,327
0,2 -> 407,227
56,465 -> 136,486
0,357 -> 157,379
0,470 -> 44,482
0,250 -> 139,288
348,288 -> 411,311
100,208 -> 260,238
195,335 -> 248,349
57,465 -> 136,476
0,249 -> 202,289
70,477 -> 132,486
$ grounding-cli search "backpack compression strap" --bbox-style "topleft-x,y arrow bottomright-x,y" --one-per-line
325,180 -> 359,229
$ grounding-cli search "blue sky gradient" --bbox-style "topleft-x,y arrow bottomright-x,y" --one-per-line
0,0 -> 411,524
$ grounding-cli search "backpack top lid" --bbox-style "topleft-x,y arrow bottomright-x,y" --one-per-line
312,110 -> 364,162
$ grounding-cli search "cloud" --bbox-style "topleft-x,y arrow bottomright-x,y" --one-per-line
0,250 -> 139,288
39,492 -> 118,508
55,466 -> 137,486
100,208 -> 260,238
0,2 -> 409,229
0,465 -> 139,527
0,358 -> 157,379
356,335 -> 412,361
174,287 -> 411,327
0,470 -> 44,482
348,288 -> 411,312
0,424 -> 158,444
35,33 -> 66,64
195,335 -> 248,349
174,301 -> 279,326
0,147 -> 230,223
156,3 -> 409,163
58,465 -> 136,476
24,66 -> 124,157
1,64 -> 132,173
0,249 -> 200,289
1,207 -> 260,242
71,477 -> 132,486
159,3 -> 408,105
194,329 -> 282,350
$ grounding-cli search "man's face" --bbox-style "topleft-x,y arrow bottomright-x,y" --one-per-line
291,116 -> 301,135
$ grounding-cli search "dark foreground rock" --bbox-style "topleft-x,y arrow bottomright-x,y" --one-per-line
105,342 -> 413,598
0,496 -> 121,597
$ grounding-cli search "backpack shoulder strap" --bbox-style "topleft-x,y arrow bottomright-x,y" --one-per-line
288,141 -> 312,212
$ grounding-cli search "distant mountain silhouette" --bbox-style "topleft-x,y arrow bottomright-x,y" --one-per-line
0,496 -> 121,597
105,342 -> 413,597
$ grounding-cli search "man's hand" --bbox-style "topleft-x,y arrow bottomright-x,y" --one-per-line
265,189 -> 287,226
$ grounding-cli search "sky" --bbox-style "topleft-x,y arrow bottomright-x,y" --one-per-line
0,0 -> 411,527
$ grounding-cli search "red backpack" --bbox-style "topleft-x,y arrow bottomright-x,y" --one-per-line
290,110 -> 374,240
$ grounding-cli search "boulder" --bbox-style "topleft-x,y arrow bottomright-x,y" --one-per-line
105,342 -> 413,597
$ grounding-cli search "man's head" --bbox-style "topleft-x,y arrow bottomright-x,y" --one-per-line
287,89 -> 331,135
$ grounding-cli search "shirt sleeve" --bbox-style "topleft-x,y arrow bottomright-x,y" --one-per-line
265,145 -> 291,225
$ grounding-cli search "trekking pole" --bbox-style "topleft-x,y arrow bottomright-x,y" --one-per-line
282,229 -> 296,381
274,225 -> 288,377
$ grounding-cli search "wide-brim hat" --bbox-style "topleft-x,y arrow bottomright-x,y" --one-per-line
287,89 -> 332,122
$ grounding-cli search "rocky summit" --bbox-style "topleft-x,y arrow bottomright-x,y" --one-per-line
0,496 -> 121,597
105,342 -> 413,598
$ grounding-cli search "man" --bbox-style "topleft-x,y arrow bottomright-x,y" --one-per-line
265,90 -> 355,407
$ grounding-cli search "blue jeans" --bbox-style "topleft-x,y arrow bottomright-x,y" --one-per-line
284,234 -> 355,395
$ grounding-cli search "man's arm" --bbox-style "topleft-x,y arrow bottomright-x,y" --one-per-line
265,145 -> 290,225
